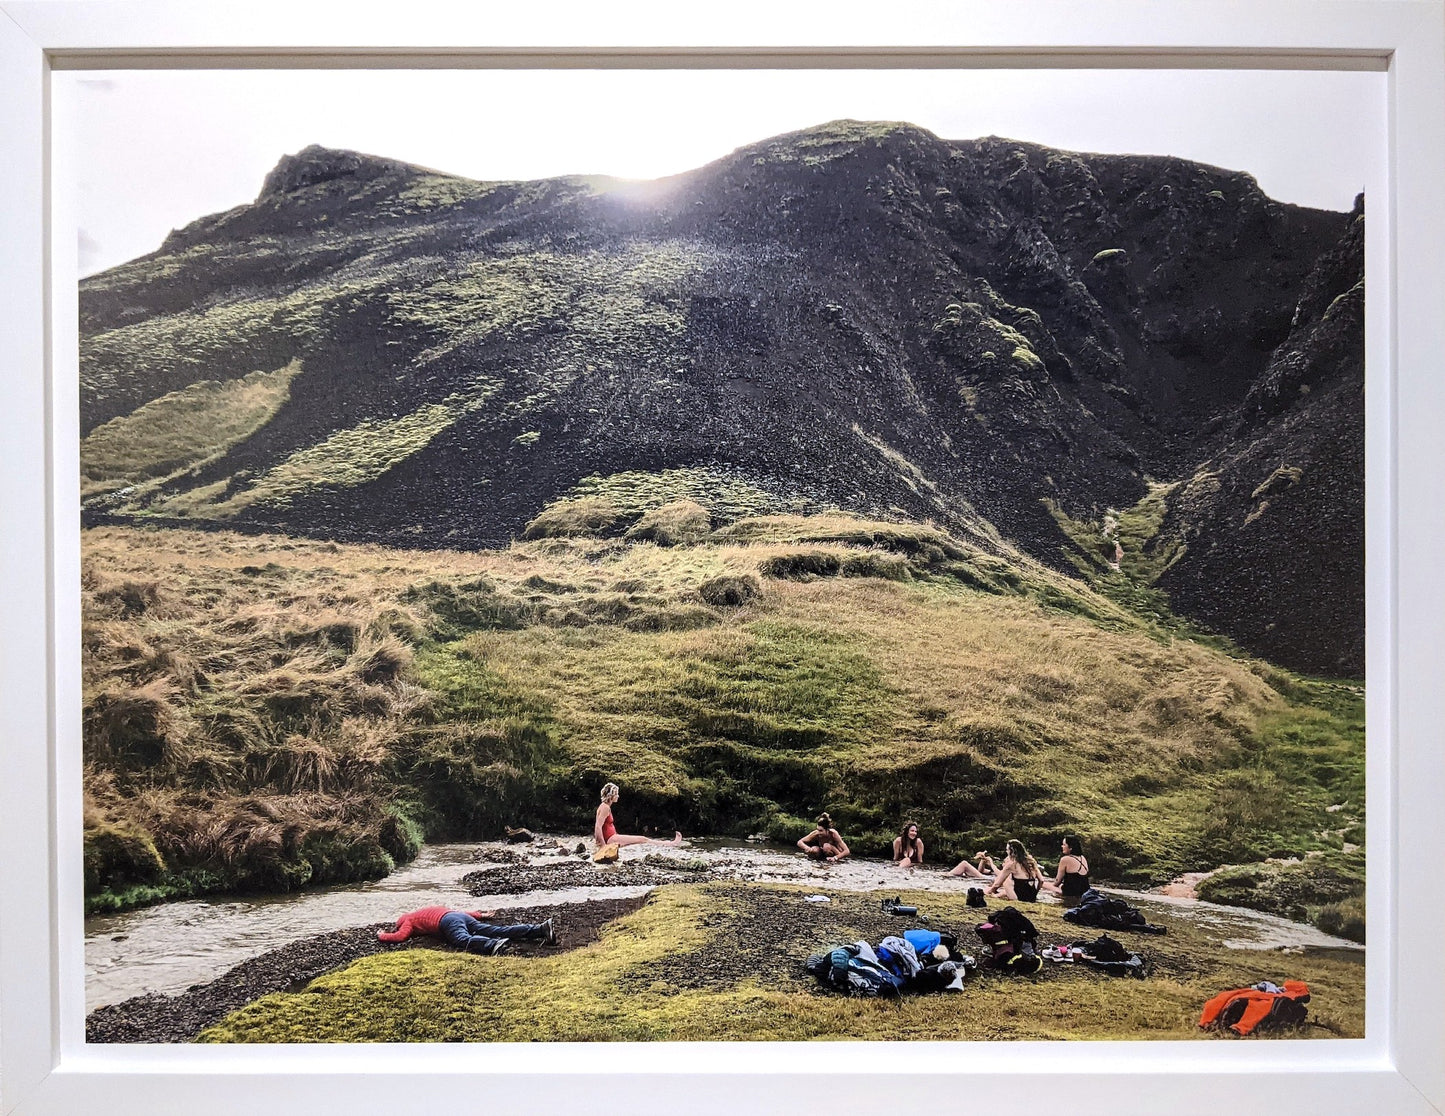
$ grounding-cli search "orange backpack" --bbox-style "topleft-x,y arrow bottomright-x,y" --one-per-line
1199,980 -> 1310,1036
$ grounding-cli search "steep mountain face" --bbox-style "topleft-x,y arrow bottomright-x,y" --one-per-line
78,120 -> 1363,674
1158,197 -> 1365,675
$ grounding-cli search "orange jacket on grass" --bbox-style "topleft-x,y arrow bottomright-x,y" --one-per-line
378,906 -> 485,942
1199,980 -> 1310,1036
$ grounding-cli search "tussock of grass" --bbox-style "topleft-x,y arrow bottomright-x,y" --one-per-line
521,496 -> 623,540
625,500 -> 712,546
697,574 -> 761,607
198,882 -> 1364,1043
80,537 -> 437,909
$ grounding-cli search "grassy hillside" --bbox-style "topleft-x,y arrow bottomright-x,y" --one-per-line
81,509 -> 1363,924
198,883 -> 1365,1043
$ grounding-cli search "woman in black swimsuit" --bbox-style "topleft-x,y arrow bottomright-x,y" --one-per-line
1045,834 -> 1090,903
983,838 -> 1045,901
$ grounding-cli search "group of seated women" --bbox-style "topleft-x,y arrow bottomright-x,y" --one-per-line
915,824 -> 1089,901
801,815 -> 1090,903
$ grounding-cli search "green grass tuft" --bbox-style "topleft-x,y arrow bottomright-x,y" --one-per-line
81,362 -> 302,499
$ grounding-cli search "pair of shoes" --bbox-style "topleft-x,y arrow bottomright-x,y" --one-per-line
539,917 -> 557,946
484,939 -> 509,956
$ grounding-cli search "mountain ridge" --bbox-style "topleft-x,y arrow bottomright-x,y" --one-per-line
79,120 -> 1364,674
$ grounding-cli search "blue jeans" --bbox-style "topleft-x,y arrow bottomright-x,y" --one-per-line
437,912 -> 544,953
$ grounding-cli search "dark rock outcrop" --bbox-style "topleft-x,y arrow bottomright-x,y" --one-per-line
1159,197 -> 1364,675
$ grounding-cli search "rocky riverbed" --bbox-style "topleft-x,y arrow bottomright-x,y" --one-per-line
86,837 -> 1363,1043
86,895 -> 646,1043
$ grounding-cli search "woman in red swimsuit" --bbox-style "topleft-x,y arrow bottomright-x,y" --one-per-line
594,782 -> 683,850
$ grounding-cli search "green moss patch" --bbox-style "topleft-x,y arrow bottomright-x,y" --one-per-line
81,362 -> 302,498
198,882 -> 1364,1043
1197,851 -> 1365,942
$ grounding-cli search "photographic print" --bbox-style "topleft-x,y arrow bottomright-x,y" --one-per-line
73,66 -> 1374,1044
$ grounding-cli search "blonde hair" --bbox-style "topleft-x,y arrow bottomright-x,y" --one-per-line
600,782 -> 620,803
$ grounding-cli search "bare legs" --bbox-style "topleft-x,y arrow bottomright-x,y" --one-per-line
608,831 -> 683,848
985,865 -> 1019,900
948,852 -> 997,879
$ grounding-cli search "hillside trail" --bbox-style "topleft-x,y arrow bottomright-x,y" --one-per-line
86,837 -> 1361,1012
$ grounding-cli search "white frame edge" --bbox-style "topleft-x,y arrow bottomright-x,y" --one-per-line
0,2 -> 1441,1114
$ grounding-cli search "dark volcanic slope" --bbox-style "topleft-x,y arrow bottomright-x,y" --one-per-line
1159,197 -> 1365,675
78,120 -> 1363,673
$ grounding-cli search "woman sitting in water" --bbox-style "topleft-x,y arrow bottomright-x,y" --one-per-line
797,812 -> 850,863
594,782 -> 683,849
983,838 -> 1045,902
892,820 -> 925,869
1043,834 -> 1090,901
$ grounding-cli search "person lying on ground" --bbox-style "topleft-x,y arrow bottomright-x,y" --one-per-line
1042,834 -> 1090,900
893,820 -> 925,869
947,850 -> 996,878
984,839 -> 1046,902
595,781 -> 683,849
377,906 -> 556,955
798,812 -> 850,862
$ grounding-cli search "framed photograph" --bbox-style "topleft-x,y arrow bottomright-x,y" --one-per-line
2,2 -> 1442,1113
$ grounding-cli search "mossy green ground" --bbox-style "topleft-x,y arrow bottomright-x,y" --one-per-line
199,883 -> 1364,1043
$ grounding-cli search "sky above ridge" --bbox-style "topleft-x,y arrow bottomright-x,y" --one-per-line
62,68 -> 1384,276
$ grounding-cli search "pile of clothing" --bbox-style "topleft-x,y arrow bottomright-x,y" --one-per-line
974,906 -> 1044,975
1042,933 -> 1148,977
805,929 -> 976,997
1062,888 -> 1168,934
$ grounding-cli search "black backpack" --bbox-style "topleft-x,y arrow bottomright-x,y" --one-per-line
975,906 -> 1042,975
966,887 -> 987,908
1073,934 -> 1130,962
1217,989 -> 1311,1031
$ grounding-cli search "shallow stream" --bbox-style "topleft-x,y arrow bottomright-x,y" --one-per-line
85,837 -> 1362,1011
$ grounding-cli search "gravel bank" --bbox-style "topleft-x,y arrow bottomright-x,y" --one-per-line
86,896 -> 647,1043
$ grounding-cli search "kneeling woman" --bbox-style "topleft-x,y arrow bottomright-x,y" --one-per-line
798,812 -> 850,862
595,782 -> 683,849
984,839 -> 1045,902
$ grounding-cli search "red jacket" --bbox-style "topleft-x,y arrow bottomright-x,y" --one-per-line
378,906 -> 483,942
1199,980 -> 1310,1035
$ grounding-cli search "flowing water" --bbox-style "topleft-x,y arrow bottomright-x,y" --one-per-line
85,837 -> 1363,1011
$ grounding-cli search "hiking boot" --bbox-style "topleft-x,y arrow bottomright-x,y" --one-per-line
538,917 -> 557,946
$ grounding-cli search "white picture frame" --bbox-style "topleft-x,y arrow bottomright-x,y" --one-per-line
1,2 -> 1441,1113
